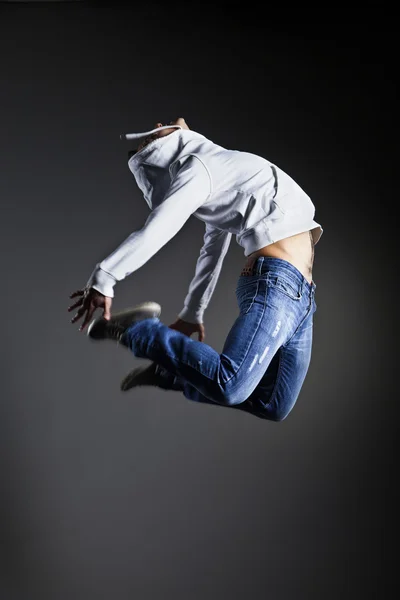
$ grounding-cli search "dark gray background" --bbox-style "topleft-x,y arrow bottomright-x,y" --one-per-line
0,2 -> 396,599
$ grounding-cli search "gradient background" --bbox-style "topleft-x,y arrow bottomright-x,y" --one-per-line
0,2 -> 396,599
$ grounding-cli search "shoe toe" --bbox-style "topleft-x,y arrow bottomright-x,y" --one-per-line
120,368 -> 139,391
87,318 -> 107,339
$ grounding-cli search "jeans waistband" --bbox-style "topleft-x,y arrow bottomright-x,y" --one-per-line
252,256 -> 316,296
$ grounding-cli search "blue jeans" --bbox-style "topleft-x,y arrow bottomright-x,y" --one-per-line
122,257 -> 317,421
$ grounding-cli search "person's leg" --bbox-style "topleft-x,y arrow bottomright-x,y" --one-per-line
240,297 -> 316,420
159,294 -> 316,421
121,257 -> 316,410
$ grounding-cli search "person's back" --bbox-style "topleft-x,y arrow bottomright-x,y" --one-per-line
128,124 -> 322,283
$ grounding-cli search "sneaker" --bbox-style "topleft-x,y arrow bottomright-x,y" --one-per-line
87,301 -> 161,344
120,362 -> 183,392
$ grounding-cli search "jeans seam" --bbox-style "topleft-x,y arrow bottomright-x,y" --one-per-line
138,338 -> 215,382
243,280 -> 260,314
263,347 -> 285,409
225,280 -> 267,385
283,300 -> 313,348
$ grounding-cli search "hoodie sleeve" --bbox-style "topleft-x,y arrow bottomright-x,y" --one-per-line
178,223 -> 232,324
86,155 -> 211,297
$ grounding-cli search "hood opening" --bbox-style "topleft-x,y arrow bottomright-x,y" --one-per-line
120,124 -> 182,141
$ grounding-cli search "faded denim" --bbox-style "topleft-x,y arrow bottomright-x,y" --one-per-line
123,257 -> 317,421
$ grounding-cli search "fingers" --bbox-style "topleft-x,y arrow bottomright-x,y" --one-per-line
67,297 -> 84,312
70,305 -> 87,324
198,324 -> 205,342
168,321 -> 203,340
69,290 -> 85,299
79,298 -> 100,331
103,297 -> 112,321
70,294 -> 94,328
78,304 -> 97,332
68,289 -> 86,313
69,288 -> 110,332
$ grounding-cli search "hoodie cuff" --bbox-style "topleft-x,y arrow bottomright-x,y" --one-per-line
86,265 -> 117,298
178,305 -> 204,324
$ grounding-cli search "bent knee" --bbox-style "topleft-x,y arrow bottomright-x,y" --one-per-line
268,409 -> 290,422
214,387 -> 247,407
264,402 -> 295,422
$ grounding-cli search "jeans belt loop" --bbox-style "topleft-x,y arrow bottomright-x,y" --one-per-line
256,256 -> 264,276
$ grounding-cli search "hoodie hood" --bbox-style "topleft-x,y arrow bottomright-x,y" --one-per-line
125,125 -> 199,210
120,124 -> 182,141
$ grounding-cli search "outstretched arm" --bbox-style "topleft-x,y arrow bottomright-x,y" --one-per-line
88,155 -> 211,296
68,155 -> 211,330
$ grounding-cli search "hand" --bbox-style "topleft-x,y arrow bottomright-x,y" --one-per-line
68,287 -> 112,332
168,318 -> 205,342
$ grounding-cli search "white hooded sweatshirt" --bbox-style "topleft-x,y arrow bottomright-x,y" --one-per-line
87,125 -> 323,323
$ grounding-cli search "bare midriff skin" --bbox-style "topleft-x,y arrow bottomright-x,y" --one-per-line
137,119 -> 316,286
247,230 -> 315,285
